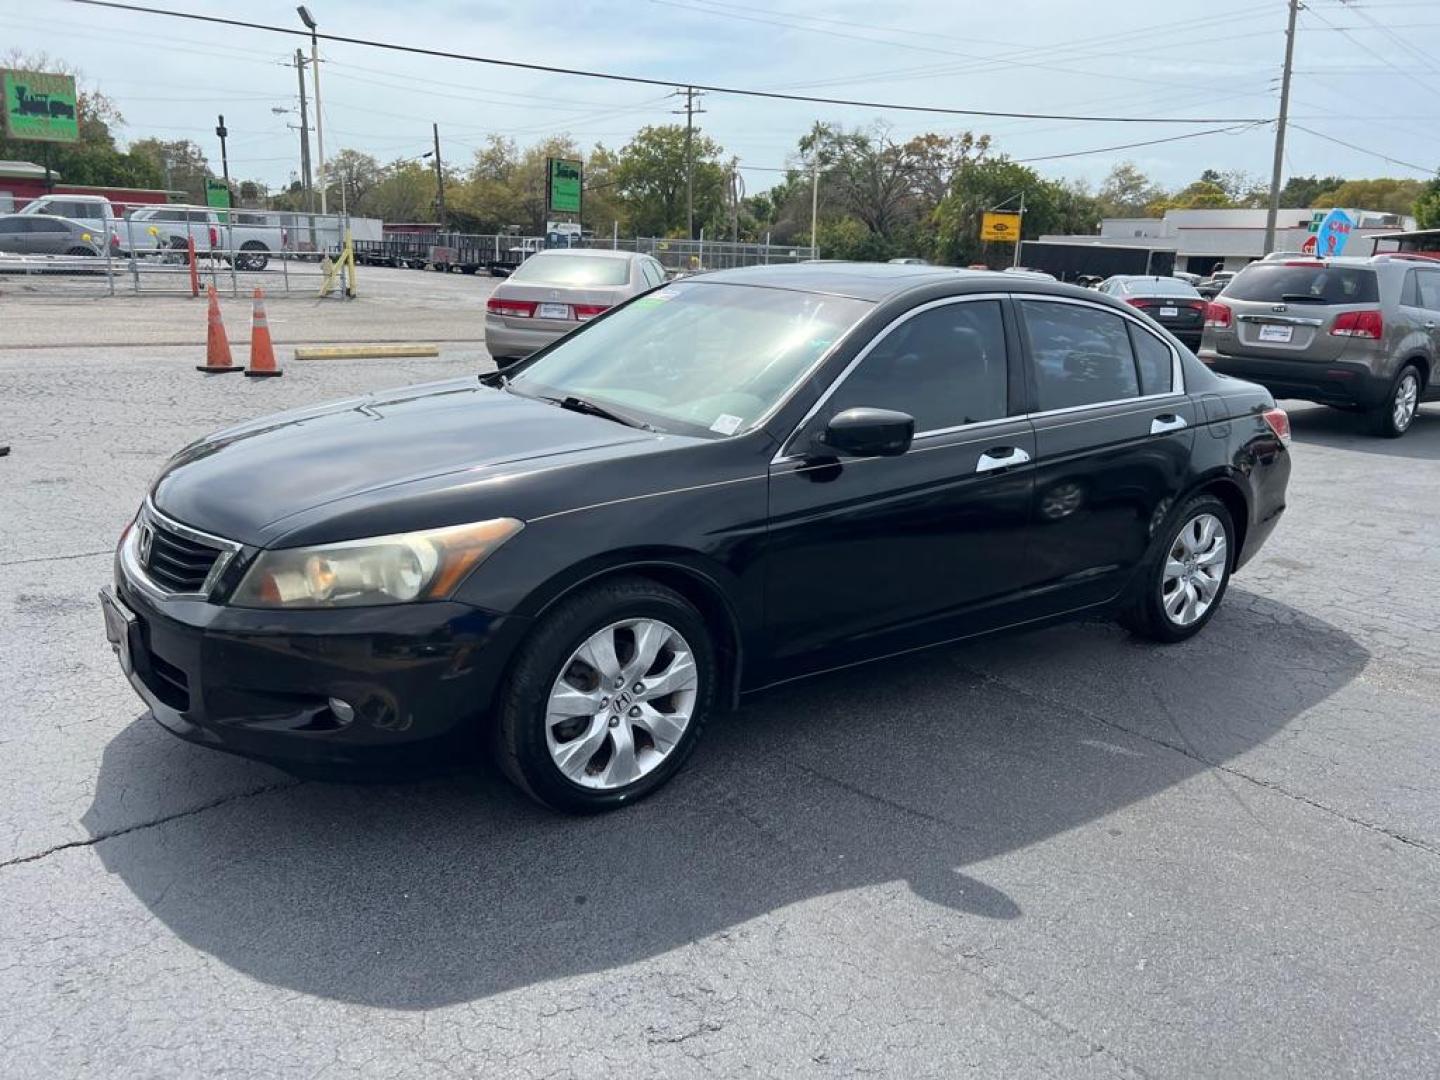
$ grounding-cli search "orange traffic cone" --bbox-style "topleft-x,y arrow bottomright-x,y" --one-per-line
244,287 -> 282,378
196,284 -> 241,373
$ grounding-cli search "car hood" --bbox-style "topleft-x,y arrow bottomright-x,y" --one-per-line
152,378 -> 664,547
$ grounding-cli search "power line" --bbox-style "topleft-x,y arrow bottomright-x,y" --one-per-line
67,0 -> 1271,125
1013,124 -> 1264,164
1288,123 -> 1436,173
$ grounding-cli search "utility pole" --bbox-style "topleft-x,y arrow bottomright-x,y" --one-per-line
297,6 -> 326,215
432,122 -> 445,227
810,163 -> 819,255
672,86 -> 705,240
1263,0 -> 1299,256
294,49 -> 313,211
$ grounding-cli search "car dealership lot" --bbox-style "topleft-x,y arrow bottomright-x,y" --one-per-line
2,287 -> 1439,1076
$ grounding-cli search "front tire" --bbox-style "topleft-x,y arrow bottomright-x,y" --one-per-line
495,577 -> 715,812
1371,363 -> 1421,438
1119,494 -> 1234,643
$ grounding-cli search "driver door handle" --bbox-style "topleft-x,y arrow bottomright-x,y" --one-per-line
975,446 -> 1032,473
1150,413 -> 1188,435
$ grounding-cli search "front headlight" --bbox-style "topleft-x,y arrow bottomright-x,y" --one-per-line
230,518 -> 523,609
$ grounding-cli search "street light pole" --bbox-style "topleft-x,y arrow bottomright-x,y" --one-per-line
215,114 -> 231,201
1263,0 -> 1299,256
298,6 -> 326,215
292,49 -> 313,210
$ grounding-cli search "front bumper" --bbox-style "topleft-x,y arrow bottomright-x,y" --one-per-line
104,559 -> 528,767
1198,350 -> 1387,408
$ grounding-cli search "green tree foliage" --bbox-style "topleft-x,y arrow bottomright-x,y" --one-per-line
128,138 -> 210,202
1413,174 -> 1440,230
931,158 -> 1101,267
1278,174 -> 1346,208
1094,162 -> 1167,218
1311,177 -> 1425,216
611,124 -> 727,238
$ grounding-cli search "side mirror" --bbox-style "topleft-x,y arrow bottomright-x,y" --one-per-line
820,407 -> 915,458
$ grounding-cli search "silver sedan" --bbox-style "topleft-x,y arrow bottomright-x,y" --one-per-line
0,213 -> 103,257
485,249 -> 667,365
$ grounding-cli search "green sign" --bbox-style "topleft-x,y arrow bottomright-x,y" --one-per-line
205,178 -> 232,211
547,157 -> 582,215
2,70 -> 79,143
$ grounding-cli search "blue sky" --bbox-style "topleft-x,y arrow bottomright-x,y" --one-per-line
6,0 -> 1440,196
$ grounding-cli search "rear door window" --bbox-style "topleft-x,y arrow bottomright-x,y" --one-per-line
1020,301 -> 1141,411
1224,264 -> 1379,305
1415,270 -> 1440,311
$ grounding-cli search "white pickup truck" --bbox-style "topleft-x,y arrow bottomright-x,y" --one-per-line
121,206 -> 280,270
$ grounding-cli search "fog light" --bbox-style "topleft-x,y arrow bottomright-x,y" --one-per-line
327,697 -> 356,724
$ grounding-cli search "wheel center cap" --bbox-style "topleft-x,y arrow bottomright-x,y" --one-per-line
613,690 -> 633,713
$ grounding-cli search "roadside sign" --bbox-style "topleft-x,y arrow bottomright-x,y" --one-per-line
205,178 -> 232,210
1308,210 -> 1325,234
2,70 -> 79,143
981,211 -> 1021,243
546,221 -> 582,248
547,158 -> 583,215
1314,208 -> 1354,257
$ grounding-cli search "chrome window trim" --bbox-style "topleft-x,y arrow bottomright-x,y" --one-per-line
121,498 -> 243,602
773,292 -> 1011,463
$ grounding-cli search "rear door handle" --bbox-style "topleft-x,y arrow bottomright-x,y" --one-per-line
1425,321 -> 1436,330
1150,414 -> 1188,435
976,446 -> 1032,473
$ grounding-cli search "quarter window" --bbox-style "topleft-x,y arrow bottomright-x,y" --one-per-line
1020,301 -> 1141,411
1415,270 -> 1440,311
823,300 -> 1010,432
1128,324 -> 1174,395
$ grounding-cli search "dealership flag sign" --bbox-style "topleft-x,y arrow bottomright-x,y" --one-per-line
3,70 -> 79,142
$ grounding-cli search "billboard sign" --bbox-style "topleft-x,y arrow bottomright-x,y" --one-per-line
547,157 -> 583,215
1314,208 -> 1354,257
981,210 -> 1021,243
2,70 -> 79,142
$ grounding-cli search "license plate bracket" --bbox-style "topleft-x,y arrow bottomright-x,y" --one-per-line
538,302 -> 570,320
99,588 -> 137,676
1258,323 -> 1294,343
1159,305 -> 1179,317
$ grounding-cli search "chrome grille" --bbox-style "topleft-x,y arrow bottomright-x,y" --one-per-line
140,519 -> 224,594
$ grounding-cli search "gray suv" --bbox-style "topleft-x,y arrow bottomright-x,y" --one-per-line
1198,254 -> 1437,437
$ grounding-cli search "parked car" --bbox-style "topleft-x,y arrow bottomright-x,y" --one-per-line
0,213 -> 103,257
1097,275 -> 1206,349
18,193 -> 122,249
1199,253 -> 1439,437
123,206 -> 277,270
484,248 -> 667,364
1171,271 -> 1202,285
1196,270 -> 1236,299
1002,266 -> 1057,280
102,263 -> 1291,812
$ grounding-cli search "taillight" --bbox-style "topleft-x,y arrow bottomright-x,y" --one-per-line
486,297 -> 537,318
1204,302 -> 1232,328
1125,297 -> 1147,308
1184,299 -> 1206,311
1330,310 -> 1383,339
573,304 -> 610,321
1262,407 -> 1291,446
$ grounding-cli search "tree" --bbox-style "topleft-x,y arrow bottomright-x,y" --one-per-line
129,139 -> 210,203
364,160 -> 435,224
612,125 -> 726,238
1311,177 -> 1426,216
1414,174 -> 1440,230
932,157 -> 1089,267
324,149 -> 384,215
1278,174 -> 1346,208
1095,162 -> 1166,218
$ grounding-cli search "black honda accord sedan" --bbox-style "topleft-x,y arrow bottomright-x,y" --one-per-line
101,263 -> 1291,812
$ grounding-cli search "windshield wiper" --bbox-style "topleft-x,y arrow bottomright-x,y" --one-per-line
477,370 -> 510,389
1279,293 -> 1328,304
542,394 -> 655,431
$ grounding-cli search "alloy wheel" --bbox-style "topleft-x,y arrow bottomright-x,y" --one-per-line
544,618 -> 699,790
1394,371 -> 1419,432
1160,512 -> 1227,627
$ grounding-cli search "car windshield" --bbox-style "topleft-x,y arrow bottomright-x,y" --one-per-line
1126,278 -> 1199,297
506,282 -> 872,436
509,253 -> 631,287
1224,264 -> 1379,304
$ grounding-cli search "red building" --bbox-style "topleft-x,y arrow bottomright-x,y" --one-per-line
0,160 -> 179,215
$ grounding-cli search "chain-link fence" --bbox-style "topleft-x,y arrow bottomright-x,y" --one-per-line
0,205 -> 361,298
584,235 -> 818,272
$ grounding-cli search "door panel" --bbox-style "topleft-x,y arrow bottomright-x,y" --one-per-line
764,420 -> 1037,677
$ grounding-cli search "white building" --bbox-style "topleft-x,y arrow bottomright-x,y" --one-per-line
1041,207 -> 1413,275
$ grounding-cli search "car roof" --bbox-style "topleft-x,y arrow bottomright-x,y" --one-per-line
528,247 -> 637,260
694,261 -> 1040,302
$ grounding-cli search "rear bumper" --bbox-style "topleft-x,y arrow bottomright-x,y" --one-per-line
1198,349 -> 1388,407
106,562 -> 529,767
483,315 -> 568,360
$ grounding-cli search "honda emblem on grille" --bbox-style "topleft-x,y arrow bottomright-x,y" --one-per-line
137,524 -> 153,564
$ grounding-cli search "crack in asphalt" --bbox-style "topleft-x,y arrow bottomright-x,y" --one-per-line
0,778 -> 303,871
1,549 -> 113,567
973,669 -> 1440,859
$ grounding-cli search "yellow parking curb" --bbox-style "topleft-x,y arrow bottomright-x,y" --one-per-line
293,343 -> 442,360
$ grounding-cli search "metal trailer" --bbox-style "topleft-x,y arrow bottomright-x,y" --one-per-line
1017,240 -> 1176,283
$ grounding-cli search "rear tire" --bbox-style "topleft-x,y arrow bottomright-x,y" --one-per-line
1119,494 -> 1234,644
495,577 -> 715,813
1370,363 -> 1422,438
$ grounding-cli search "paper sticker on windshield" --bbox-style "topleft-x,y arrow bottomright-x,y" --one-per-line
710,414 -> 743,435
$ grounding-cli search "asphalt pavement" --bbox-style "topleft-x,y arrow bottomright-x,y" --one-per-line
2,277 -> 1438,1077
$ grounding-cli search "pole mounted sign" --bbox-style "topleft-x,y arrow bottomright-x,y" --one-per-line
205,178 -> 232,211
547,157 -> 583,216
2,70 -> 79,143
981,211 -> 1021,243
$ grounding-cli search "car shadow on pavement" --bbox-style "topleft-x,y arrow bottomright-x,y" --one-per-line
1284,401 -> 1440,460
82,588 -> 1366,1010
